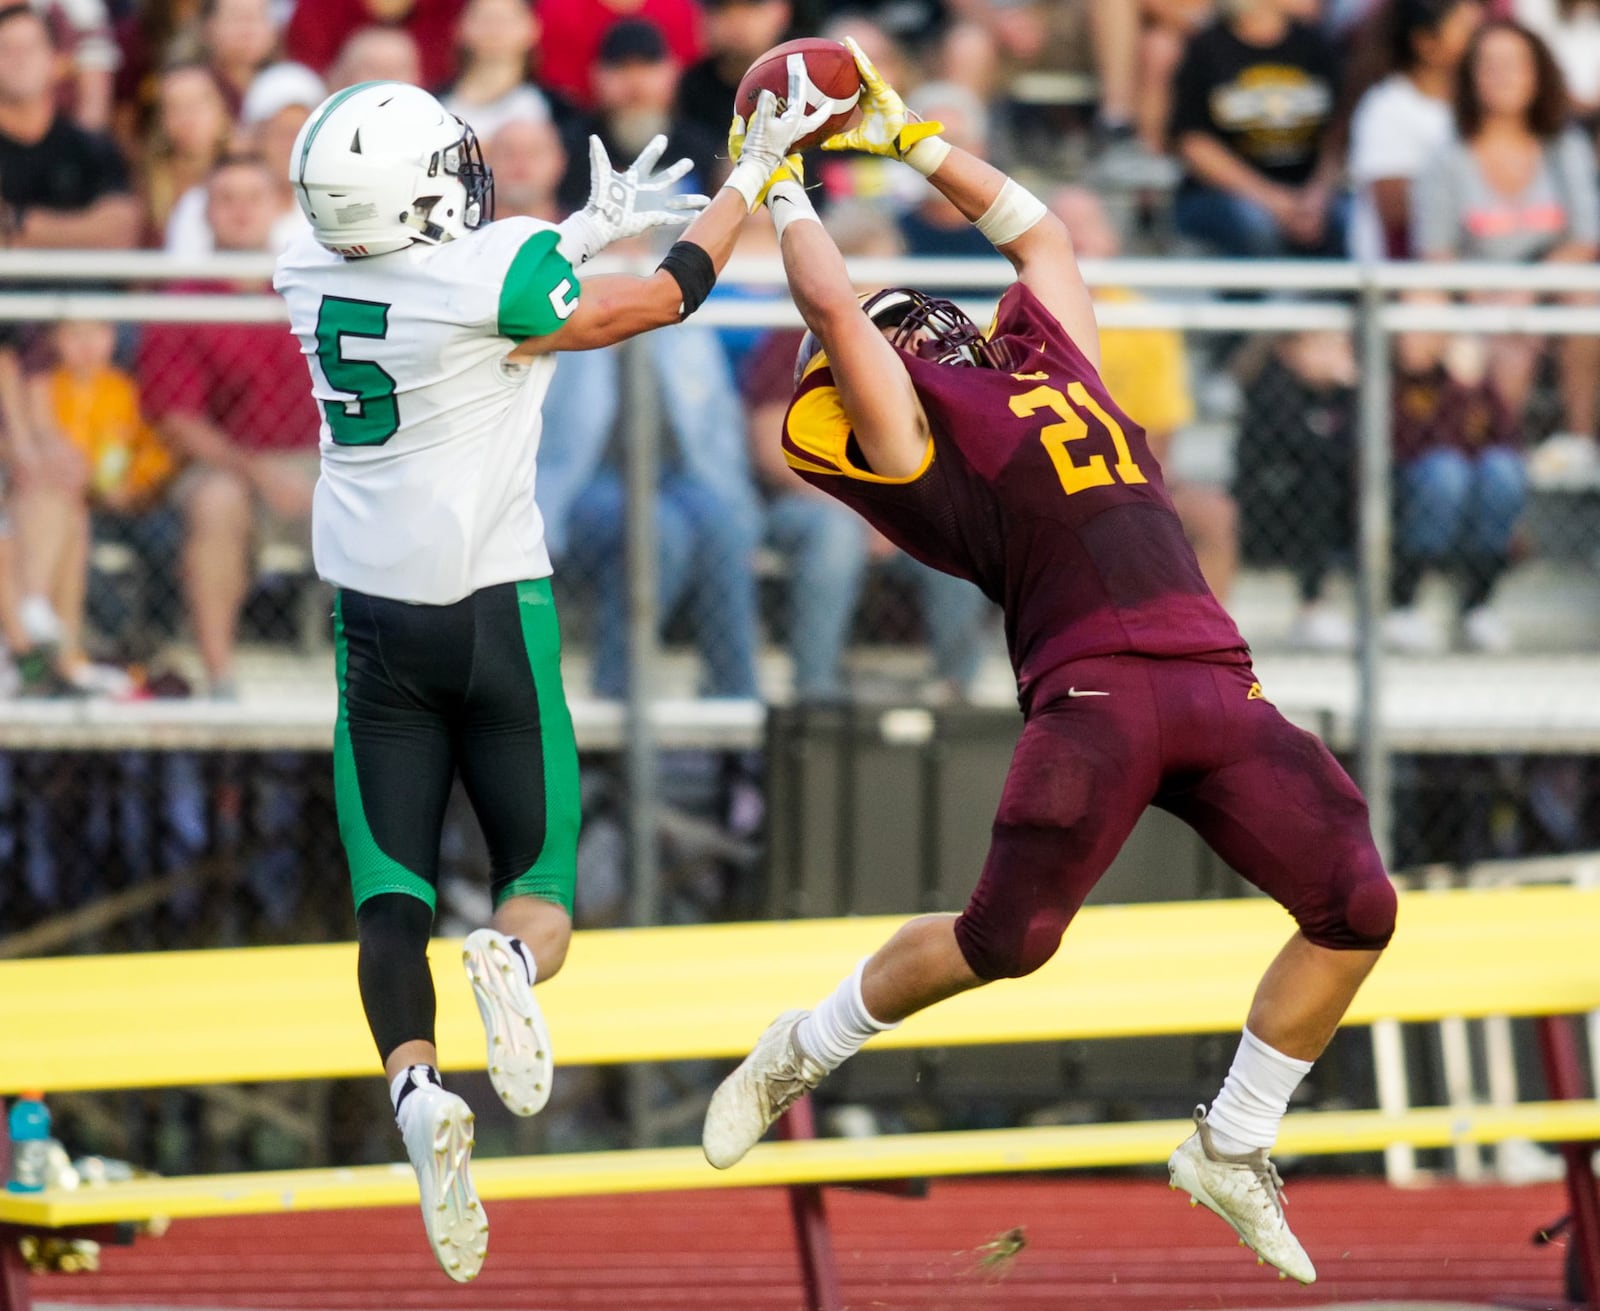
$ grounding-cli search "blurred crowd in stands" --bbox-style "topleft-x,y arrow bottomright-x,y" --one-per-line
1,0 -> 1599,705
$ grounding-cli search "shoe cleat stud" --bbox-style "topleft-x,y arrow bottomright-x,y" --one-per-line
1189,1197 -> 1197,1207
1257,1258 -> 1264,1266
1278,1272 -> 1287,1281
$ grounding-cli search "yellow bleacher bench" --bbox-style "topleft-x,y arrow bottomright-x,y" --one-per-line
1,886 -> 1598,1311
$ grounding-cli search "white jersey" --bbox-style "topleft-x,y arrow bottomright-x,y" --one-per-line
274,216 -> 580,604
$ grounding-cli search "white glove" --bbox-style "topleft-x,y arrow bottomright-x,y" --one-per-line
555,135 -> 710,266
724,54 -> 842,211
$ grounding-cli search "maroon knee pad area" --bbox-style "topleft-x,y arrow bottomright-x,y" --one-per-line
1296,861 -> 1399,951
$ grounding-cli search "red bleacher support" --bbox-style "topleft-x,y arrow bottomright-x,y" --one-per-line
1537,1016 -> 1600,1310
777,1097 -> 842,1311
0,1230 -> 29,1311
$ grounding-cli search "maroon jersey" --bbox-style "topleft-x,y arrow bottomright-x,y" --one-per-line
782,283 -> 1246,709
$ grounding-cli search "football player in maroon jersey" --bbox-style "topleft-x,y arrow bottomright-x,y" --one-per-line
702,41 -> 1396,1284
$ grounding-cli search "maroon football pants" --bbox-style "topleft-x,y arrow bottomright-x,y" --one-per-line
953,655 -> 1397,981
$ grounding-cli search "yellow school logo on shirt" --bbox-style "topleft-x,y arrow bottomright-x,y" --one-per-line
1247,682 -> 1265,701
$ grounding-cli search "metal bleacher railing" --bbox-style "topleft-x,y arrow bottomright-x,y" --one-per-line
5,252 -> 1600,855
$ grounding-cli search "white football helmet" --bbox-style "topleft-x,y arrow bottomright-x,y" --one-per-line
291,81 -> 494,258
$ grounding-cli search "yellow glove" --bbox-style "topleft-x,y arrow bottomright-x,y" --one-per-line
820,36 -> 947,172
728,110 -> 805,207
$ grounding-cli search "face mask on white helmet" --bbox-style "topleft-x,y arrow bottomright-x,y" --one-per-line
292,81 -> 495,258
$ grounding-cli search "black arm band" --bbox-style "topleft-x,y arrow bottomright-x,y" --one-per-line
657,241 -> 717,320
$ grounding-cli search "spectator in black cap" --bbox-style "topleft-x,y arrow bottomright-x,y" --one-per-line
558,17 -> 722,213
675,0 -> 792,147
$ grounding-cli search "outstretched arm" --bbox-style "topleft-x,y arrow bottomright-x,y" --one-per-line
772,186 -> 929,479
822,37 -> 1100,370
514,186 -> 751,354
514,61 -> 835,359
919,150 -> 1100,372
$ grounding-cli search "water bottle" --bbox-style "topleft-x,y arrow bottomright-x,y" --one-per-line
8,1093 -> 51,1193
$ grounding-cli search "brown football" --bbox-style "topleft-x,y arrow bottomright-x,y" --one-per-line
734,37 -> 862,153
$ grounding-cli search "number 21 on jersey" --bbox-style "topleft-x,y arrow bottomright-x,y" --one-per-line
1010,381 -> 1147,496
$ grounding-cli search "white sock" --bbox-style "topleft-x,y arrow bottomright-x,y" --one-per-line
1204,1028 -> 1313,1155
794,961 -> 897,1073
19,596 -> 60,647
390,1063 -> 441,1133
506,935 -> 537,988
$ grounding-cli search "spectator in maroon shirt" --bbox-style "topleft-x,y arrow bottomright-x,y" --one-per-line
138,155 -> 321,696
536,0 -> 703,110
286,0 -> 466,91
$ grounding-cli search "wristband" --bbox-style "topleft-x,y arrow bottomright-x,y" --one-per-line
974,178 -> 1047,249
766,179 -> 818,242
723,159 -> 770,212
554,211 -> 604,267
657,240 -> 716,319
902,134 -> 951,177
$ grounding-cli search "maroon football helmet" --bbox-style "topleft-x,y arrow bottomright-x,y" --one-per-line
793,287 -> 1006,387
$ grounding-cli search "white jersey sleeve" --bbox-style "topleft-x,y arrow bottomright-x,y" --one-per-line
273,218 -> 581,605
425,216 -> 581,342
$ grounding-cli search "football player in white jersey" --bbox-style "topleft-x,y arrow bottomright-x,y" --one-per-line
273,69 -> 839,1280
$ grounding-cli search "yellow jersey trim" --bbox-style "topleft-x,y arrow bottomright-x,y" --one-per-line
787,383 -> 935,486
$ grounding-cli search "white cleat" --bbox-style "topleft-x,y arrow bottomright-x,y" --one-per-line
1168,1106 -> 1316,1285
463,928 -> 553,1117
401,1083 -> 488,1283
703,1010 -> 826,1170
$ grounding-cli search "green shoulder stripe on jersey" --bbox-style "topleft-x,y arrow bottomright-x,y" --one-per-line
296,81 -> 389,191
498,230 -> 580,342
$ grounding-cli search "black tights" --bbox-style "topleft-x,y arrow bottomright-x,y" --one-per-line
357,893 -> 437,1065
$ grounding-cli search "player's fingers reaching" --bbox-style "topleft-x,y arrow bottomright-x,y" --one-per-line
586,136 -> 613,197
741,88 -> 784,168
727,112 -> 748,162
629,133 -> 669,180
641,154 -> 694,193
664,193 -> 710,213
781,55 -> 811,132
751,87 -> 780,134
842,36 -> 888,98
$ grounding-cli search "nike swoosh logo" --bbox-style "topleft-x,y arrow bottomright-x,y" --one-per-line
1067,688 -> 1109,698
772,194 -> 792,207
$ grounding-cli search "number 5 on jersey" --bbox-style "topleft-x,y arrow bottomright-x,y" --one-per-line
315,296 -> 399,446
1011,381 -> 1147,496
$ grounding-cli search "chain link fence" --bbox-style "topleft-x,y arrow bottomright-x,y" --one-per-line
3,253 -> 1599,1164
